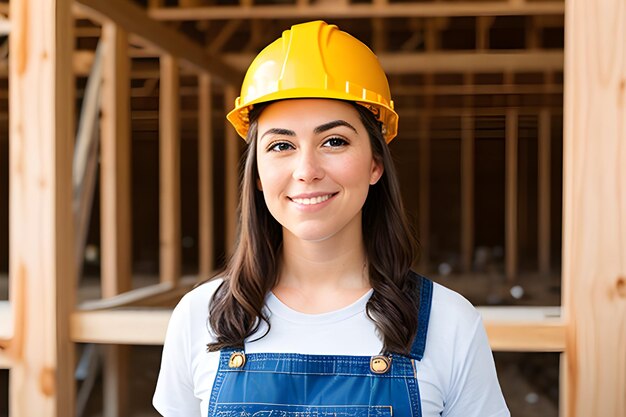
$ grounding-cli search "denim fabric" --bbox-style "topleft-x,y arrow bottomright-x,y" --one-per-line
208,275 -> 433,417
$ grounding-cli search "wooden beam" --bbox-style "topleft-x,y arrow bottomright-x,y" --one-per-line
538,108 -> 551,276
149,2 -> 565,21
71,309 -> 172,345
159,55 -> 182,285
562,1 -> 626,415
75,0 -> 242,84
481,306 -> 565,352
69,305 -> 565,351
48,50 -> 565,80
222,51 -> 565,74
224,86 -> 239,256
100,22 -> 132,298
461,111 -> 475,272
505,108 -> 518,282
208,19 -> 242,54
100,22 -> 132,417
198,74 -> 215,277
418,114 -> 430,272
8,0 -> 76,414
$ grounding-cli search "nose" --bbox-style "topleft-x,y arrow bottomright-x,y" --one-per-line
292,148 -> 325,183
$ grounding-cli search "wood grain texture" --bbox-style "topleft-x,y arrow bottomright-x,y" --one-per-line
159,55 -> 181,285
224,85 -> 239,256
8,0 -> 76,414
505,108 -> 519,281
100,24 -> 132,417
198,74 -> 215,277
100,22 -> 132,298
563,0 -> 626,415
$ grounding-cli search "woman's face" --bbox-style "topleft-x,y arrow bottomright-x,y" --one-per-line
256,99 -> 383,243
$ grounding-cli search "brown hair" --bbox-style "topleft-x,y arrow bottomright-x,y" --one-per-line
207,101 -> 421,355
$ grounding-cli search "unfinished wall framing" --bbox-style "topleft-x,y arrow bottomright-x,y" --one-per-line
0,0 -> 624,416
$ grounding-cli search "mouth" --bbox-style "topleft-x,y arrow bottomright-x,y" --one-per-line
289,193 -> 338,206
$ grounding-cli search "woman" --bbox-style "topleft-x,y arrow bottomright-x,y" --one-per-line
154,20 -> 509,417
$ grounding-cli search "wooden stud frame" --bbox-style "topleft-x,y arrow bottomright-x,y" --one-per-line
562,0 -> 626,415
1,1 -> 625,417
7,0 -> 76,415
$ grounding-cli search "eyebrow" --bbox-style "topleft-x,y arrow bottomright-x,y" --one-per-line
260,128 -> 295,142
259,120 -> 358,142
314,120 -> 358,135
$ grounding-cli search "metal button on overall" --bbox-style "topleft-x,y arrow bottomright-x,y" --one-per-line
370,355 -> 392,374
228,352 -> 246,369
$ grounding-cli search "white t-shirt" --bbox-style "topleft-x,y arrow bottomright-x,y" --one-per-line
153,278 -> 510,417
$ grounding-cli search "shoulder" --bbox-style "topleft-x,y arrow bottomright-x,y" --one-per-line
175,277 -> 224,316
430,281 -> 481,329
166,278 -> 225,340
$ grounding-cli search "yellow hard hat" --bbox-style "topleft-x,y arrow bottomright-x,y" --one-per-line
226,20 -> 399,142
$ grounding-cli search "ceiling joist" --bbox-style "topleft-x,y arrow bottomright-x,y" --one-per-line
149,1 -> 564,21
75,0 -> 243,85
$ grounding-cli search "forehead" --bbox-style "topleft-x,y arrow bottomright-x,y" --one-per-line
257,99 -> 363,130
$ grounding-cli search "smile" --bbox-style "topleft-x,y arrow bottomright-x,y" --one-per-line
289,193 -> 336,206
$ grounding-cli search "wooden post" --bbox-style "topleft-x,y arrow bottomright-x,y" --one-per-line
100,22 -> 131,417
159,55 -> 181,285
418,114 -> 430,272
198,74 -> 215,277
8,0 -> 76,415
505,108 -> 518,282
461,110 -> 475,272
562,1 -> 626,415
100,22 -> 132,300
224,85 -> 239,256
538,108 -> 551,276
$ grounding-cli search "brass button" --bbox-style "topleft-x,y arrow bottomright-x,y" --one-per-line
228,352 -> 246,369
370,355 -> 391,374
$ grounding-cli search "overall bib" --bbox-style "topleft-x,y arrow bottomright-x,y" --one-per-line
208,274 -> 433,417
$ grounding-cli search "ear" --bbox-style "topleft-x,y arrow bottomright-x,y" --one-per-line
256,178 -> 264,191
369,158 -> 384,185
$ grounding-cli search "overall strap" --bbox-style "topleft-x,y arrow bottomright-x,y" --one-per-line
408,272 -> 434,361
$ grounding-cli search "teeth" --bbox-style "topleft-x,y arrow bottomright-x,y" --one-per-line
292,194 -> 333,205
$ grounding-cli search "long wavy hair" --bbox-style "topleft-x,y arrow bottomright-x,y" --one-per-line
207,101 -> 421,355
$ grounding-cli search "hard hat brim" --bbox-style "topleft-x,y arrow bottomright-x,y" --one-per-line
226,87 -> 398,143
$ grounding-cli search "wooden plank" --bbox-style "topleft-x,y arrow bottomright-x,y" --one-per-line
538,109 -> 551,276
505,108 -> 518,282
224,86 -> 239,256
222,51 -> 565,73
63,51 -> 565,80
418,114 -> 430,272
562,1 -> 626,415
100,23 -> 132,417
69,305 -> 565,351
198,74 -> 215,277
476,16 -> 494,51
71,309 -> 172,345
149,2 -> 565,20
75,0 -> 242,84
460,111 -> 474,272
8,0 -> 76,414
159,55 -> 181,285
100,22 -> 132,298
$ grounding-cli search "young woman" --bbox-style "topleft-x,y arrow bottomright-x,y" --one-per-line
154,20 -> 510,417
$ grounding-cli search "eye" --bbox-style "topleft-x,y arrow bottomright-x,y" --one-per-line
323,137 -> 348,148
267,141 -> 294,152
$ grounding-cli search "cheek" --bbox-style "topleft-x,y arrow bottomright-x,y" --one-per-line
256,158 -> 283,197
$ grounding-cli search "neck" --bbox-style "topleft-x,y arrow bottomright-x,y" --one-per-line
278,221 -> 369,292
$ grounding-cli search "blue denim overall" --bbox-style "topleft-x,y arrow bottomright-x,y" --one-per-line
208,274 -> 433,417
